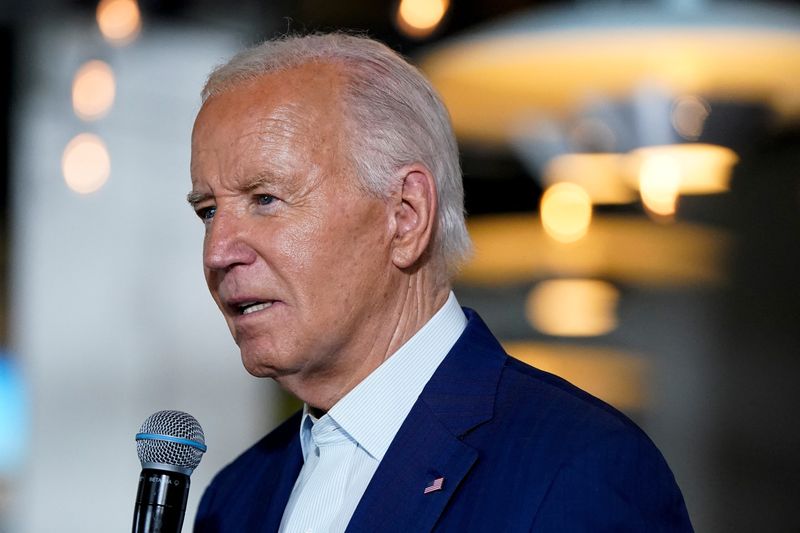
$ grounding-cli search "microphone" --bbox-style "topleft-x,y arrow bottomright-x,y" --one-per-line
132,410 -> 207,533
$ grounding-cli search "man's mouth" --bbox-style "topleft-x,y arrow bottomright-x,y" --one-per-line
237,301 -> 274,315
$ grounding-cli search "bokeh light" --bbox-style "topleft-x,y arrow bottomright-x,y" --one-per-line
72,60 -> 116,121
544,153 -> 637,205
672,95 -> 711,140
395,0 -> 449,39
540,182 -> 593,243
96,0 -> 141,46
569,117 -> 617,152
503,342 -> 647,411
0,356 -> 27,474
62,133 -> 111,194
628,144 -> 739,215
639,153 -> 682,217
526,279 -> 620,337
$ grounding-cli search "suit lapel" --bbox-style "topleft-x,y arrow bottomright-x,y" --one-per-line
242,414 -> 305,533
346,309 -> 507,532
346,401 -> 478,533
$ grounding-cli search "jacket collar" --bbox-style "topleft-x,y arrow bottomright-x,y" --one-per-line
345,308 -> 507,532
419,308 -> 506,435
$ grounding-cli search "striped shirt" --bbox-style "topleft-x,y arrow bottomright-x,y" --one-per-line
277,292 -> 467,533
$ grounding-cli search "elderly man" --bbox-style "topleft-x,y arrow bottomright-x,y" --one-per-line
189,33 -> 692,532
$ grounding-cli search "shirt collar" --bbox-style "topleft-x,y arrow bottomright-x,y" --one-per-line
298,292 -> 467,461
298,406 -> 316,459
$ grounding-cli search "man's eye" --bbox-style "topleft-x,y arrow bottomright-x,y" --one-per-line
256,194 -> 275,206
195,206 -> 216,222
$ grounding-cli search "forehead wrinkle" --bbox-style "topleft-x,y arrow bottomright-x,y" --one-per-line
190,114 -> 299,199
258,92 -> 342,147
256,101 -> 342,193
249,102 -> 317,175
240,171 -> 282,192
258,100 -> 307,134
255,100 -> 316,151
190,71 -> 348,207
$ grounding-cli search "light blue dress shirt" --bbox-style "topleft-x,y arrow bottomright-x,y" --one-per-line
278,292 -> 467,533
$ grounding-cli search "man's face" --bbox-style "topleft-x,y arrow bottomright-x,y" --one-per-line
189,64 -> 397,392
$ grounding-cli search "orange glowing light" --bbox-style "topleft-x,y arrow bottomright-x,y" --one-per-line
544,153 -> 637,205
72,60 -> 116,121
638,153 -> 681,217
396,0 -> 449,39
62,134 -> 111,194
96,0 -> 141,46
626,143 -> 739,215
526,279 -> 620,337
540,182 -> 593,243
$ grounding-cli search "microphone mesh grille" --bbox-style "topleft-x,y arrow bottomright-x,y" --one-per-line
136,410 -> 206,472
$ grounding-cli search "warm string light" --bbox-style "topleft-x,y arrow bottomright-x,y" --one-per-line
63,0 -> 136,194
395,0 -> 449,39
96,0 -> 141,46
72,60 -> 116,121
62,134 -> 111,194
540,182 -> 593,243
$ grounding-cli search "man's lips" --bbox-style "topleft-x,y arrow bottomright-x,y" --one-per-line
225,299 -> 277,316
240,301 -> 274,315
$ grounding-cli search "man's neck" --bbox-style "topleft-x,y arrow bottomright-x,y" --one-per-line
281,277 -> 450,412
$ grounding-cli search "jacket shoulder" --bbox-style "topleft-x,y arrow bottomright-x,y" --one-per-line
490,356 -> 692,529
194,411 -> 302,533
502,355 -> 643,434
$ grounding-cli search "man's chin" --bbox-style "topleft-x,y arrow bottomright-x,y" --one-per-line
238,349 -> 281,379
243,365 -> 276,379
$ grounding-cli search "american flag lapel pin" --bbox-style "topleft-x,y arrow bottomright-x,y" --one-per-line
423,476 -> 444,494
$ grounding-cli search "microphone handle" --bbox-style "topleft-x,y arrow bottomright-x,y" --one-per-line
132,468 -> 191,533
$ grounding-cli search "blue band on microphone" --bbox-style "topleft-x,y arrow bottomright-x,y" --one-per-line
135,432 -> 208,453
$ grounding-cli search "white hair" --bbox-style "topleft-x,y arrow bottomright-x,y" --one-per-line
201,33 -> 472,279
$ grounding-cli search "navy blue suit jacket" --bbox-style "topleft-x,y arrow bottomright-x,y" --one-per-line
195,309 -> 693,532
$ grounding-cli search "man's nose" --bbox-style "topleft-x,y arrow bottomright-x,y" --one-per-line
203,210 -> 257,271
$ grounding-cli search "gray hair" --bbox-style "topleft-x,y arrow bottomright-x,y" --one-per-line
202,33 -> 471,280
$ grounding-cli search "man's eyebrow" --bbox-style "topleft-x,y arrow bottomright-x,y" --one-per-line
242,172 -> 278,191
186,190 -> 211,206
186,173 -> 279,206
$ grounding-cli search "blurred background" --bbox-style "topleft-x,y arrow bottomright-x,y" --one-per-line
0,0 -> 798,531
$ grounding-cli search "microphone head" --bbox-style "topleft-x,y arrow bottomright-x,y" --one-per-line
135,410 -> 207,475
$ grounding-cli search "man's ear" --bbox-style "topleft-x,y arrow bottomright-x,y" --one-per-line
391,164 -> 437,270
